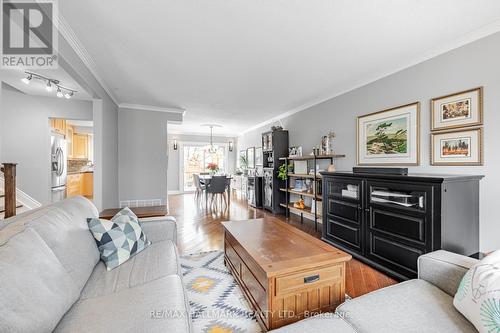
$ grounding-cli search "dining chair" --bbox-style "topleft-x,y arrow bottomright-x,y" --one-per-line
206,176 -> 229,208
193,174 -> 206,199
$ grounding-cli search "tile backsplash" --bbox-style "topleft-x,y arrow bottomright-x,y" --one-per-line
68,159 -> 91,173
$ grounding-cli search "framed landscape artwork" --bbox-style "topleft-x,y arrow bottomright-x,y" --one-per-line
431,128 -> 482,166
357,102 -> 420,166
431,87 -> 483,131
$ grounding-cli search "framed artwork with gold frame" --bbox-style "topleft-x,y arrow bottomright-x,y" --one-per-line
431,87 -> 483,131
357,102 -> 420,166
431,127 -> 483,166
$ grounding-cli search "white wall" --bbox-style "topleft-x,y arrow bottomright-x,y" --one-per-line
0,84 -> 93,204
118,108 -> 183,203
239,31 -> 500,252
167,133 -> 237,192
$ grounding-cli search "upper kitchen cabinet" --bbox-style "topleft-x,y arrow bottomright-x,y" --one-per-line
50,118 -> 66,135
66,126 -> 74,158
73,134 -> 89,159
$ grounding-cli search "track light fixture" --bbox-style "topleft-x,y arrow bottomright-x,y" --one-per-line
21,71 -> 77,99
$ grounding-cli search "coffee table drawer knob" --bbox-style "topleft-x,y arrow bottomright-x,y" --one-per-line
304,274 -> 320,284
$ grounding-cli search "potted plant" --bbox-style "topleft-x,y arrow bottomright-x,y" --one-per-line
207,163 -> 219,175
277,163 -> 293,181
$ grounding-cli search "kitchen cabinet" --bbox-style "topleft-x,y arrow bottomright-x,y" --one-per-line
82,173 -> 93,197
66,126 -> 74,158
66,173 -> 83,197
50,119 -> 66,135
67,172 -> 93,198
73,134 -> 88,159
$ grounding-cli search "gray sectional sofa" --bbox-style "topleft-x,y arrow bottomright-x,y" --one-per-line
1,196 -> 480,333
0,197 -> 191,333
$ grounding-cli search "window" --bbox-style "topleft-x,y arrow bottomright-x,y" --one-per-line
182,144 -> 227,191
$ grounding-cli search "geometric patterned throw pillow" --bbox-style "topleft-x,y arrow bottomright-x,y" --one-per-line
453,250 -> 500,333
87,207 -> 150,271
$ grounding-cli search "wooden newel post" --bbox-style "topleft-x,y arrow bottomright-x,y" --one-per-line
3,163 -> 17,219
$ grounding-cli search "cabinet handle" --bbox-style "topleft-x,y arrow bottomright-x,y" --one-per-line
304,274 -> 320,284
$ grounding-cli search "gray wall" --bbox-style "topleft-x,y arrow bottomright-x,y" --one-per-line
0,85 -> 93,204
118,108 -> 182,203
239,32 -> 500,252
58,29 -> 120,210
167,133 -> 237,192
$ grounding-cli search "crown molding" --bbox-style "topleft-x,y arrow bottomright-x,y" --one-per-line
241,18 -> 500,136
57,15 -> 119,106
119,103 -> 186,115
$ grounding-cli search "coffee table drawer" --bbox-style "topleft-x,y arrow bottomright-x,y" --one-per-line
225,241 -> 241,277
276,265 -> 342,295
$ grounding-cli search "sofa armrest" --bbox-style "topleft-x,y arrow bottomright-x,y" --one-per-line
417,250 -> 478,297
139,216 -> 177,244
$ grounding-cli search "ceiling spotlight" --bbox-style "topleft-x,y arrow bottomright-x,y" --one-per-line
46,81 -> 52,92
64,91 -> 73,99
21,74 -> 32,84
56,87 -> 63,98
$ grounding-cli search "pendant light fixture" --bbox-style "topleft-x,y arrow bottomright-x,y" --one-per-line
202,124 -> 222,154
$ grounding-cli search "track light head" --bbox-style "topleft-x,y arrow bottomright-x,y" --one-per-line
21,74 -> 32,84
46,81 -> 52,92
56,87 -> 63,98
64,91 -> 73,99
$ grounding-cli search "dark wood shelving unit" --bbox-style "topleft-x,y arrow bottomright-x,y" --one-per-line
281,154 -> 345,231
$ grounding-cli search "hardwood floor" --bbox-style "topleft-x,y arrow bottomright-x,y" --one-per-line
169,191 -> 397,298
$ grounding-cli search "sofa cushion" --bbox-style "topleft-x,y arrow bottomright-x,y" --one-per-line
337,279 -> 477,333
269,313 -> 356,333
2,196 -> 100,291
80,239 -> 181,299
88,207 -> 149,270
55,275 -> 192,333
453,250 -> 500,333
0,228 -> 80,333
139,215 -> 177,244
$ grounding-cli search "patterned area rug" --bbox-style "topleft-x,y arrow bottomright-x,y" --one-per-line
180,250 -> 263,333
180,250 -> 351,333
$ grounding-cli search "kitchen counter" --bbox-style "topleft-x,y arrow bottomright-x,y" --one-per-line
67,171 -> 94,175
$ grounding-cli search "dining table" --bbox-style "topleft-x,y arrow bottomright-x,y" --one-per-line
198,174 -> 232,207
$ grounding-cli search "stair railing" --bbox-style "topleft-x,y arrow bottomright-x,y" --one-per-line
1,163 -> 17,218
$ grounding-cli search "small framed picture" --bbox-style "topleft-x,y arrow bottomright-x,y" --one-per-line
289,146 -> 303,157
431,87 -> 483,131
431,128 -> 483,166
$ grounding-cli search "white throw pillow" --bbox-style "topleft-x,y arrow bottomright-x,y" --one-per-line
453,250 -> 500,333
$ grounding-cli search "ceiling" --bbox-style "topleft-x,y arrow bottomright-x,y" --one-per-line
60,0 -> 500,135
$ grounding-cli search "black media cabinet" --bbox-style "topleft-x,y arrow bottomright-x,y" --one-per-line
321,171 -> 484,280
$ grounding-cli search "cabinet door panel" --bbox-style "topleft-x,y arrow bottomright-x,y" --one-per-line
371,209 -> 425,244
326,217 -> 361,252
368,235 -> 423,277
327,199 -> 359,223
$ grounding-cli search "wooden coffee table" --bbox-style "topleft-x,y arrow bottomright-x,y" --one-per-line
221,218 -> 351,331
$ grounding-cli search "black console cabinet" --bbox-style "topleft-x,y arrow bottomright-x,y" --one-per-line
321,171 -> 483,280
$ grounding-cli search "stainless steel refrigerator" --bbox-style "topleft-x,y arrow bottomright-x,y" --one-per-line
51,133 -> 67,202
